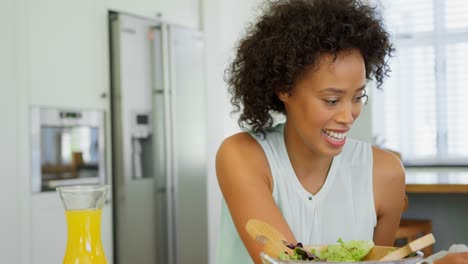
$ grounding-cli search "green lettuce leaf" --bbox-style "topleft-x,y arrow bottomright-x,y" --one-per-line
311,238 -> 374,262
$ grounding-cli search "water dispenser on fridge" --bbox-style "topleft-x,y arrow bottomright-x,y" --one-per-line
130,111 -> 153,180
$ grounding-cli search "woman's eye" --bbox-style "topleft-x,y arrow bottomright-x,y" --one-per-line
324,99 -> 339,105
354,94 -> 368,103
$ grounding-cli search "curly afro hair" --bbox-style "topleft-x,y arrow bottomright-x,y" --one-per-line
226,0 -> 394,136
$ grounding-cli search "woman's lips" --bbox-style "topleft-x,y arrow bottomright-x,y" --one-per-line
322,129 -> 347,147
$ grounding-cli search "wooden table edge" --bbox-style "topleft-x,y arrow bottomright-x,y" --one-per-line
406,184 -> 468,194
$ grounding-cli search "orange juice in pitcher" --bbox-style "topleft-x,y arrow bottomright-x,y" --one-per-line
57,185 -> 110,264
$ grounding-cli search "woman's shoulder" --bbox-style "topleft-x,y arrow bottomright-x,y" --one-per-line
372,146 -> 405,176
216,131 -> 274,204
217,131 -> 261,154
372,146 -> 406,194
216,131 -> 270,180
217,124 -> 283,155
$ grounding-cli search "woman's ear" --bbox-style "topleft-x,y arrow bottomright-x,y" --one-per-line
276,91 -> 290,102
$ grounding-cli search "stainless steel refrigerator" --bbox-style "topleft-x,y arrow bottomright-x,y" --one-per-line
109,12 -> 208,264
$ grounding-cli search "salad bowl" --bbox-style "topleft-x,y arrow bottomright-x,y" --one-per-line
260,251 -> 424,264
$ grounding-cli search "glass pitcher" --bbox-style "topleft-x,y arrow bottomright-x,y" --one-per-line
57,185 -> 110,264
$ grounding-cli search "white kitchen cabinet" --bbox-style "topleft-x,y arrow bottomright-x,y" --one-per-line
27,0 -> 109,109
25,0 -> 200,109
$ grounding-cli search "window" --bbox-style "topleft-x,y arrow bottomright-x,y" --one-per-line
372,0 -> 468,166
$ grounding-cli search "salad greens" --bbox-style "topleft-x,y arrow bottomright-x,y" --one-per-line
280,242 -> 318,261
312,238 -> 374,262
279,238 -> 374,262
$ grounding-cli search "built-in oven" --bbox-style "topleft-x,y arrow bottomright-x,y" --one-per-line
30,107 -> 106,193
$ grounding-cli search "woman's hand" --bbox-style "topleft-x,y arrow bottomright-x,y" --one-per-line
434,252 -> 468,264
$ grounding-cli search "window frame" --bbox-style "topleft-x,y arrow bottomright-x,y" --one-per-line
374,0 -> 468,167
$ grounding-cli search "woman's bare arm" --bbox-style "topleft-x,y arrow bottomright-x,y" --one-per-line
216,132 -> 297,263
372,147 -> 406,246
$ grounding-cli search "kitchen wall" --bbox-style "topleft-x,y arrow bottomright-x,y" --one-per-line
201,1 -> 225,263
0,0 -> 21,261
0,0 -> 200,263
202,0 -> 266,262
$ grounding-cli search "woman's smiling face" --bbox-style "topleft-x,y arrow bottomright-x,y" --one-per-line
278,48 -> 367,157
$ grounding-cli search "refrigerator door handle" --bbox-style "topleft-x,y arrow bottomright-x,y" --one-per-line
150,23 -> 176,264
162,22 -> 178,264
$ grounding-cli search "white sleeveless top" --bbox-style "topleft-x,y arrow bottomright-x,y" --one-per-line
216,123 -> 376,264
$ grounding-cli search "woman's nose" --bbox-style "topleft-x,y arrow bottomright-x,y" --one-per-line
335,103 -> 357,125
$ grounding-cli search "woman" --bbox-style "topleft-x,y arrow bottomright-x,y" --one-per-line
215,0 -> 466,263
